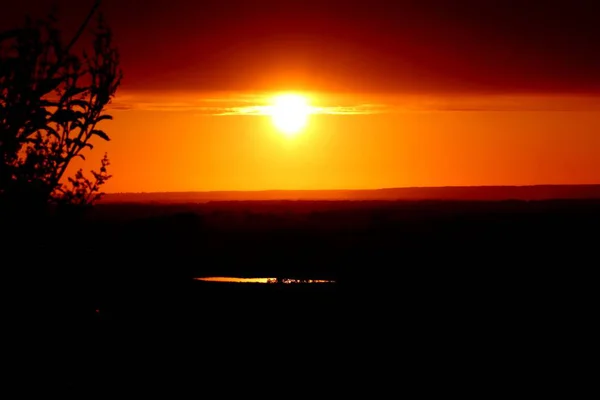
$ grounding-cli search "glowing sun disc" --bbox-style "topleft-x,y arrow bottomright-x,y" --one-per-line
269,93 -> 311,136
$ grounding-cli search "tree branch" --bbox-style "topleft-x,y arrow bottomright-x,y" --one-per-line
65,0 -> 102,54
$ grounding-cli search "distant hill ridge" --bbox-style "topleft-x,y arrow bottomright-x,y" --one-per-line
100,185 -> 600,203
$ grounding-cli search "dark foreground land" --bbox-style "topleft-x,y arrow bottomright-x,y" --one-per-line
5,199 -> 597,391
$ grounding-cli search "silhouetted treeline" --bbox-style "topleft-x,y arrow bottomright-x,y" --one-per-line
7,199 -> 594,392
99,184 -> 600,203
9,199 -> 597,314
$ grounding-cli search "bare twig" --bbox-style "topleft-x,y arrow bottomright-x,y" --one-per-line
65,0 -> 102,53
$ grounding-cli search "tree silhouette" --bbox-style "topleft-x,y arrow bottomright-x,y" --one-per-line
0,0 -> 121,214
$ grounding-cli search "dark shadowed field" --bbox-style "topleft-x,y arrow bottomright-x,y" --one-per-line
6,199 -> 596,391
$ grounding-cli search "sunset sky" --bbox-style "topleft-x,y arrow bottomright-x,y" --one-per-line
3,0 -> 600,192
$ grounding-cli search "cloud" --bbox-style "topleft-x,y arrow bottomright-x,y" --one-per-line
415,95 -> 600,112
312,104 -> 390,115
214,103 -> 390,116
107,92 -> 600,115
107,103 -> 135,111
109,93 -> 391,116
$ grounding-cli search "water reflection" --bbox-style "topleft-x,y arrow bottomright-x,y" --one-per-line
195,277 -> 335,284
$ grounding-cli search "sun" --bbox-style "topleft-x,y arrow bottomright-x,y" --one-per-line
268,93 -> 312,136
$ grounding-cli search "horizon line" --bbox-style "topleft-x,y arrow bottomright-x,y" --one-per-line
102,183 -> 600,195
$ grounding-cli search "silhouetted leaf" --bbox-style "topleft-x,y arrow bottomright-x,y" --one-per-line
70,120 -> 84,130
65,86 -> 88,97
45,126 -> 60,138
68,99 -> 89,108
76,153 -> 85,160
0,28 -> 23,41
95,115 -> 113,122
51,109 -> 84,123
37,77 -> 64,96
39,99 -> 59,107
91,129 -> 110,141
66,138 -> 85,147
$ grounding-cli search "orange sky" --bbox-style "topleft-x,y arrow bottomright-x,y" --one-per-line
72,90 -> 600,193
5,0 -> 600,192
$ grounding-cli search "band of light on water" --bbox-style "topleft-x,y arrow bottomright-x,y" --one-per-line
195,277 -> 335,284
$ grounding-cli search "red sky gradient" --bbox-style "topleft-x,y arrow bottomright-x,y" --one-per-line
3,0 -> 600,192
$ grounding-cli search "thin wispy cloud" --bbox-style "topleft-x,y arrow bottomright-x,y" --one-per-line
109,92 -> 390,115
108,92 -> 600,115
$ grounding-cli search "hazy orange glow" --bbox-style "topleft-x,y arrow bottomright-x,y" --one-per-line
81,91 -> 600,193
